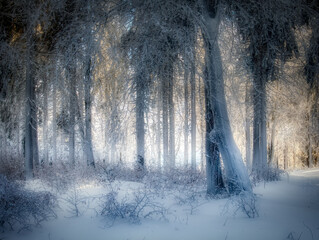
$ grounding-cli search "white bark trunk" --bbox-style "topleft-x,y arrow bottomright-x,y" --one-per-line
204,13 -> 252,193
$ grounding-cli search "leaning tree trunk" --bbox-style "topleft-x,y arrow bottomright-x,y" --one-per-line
204,67 -> 224,195
203,6 -> 252,194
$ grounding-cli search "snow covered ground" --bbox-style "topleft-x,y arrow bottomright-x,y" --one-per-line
3,169 -> 319,240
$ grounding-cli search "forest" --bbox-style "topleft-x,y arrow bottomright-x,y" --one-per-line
0,0 -> 319,239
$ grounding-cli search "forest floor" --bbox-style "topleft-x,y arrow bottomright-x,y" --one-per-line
2,168 -> 319,240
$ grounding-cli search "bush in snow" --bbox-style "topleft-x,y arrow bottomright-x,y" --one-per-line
0,174 -> 57,232
100,188 -> 167,225
36,162 -> 98,193
0,154 -> 24,181
251,166 -> 284,185
224,191 -> 259,218
264,166 -> 285,182
96,162 -> 139,183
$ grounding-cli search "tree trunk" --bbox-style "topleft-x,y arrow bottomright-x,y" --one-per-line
184,67 -> 189,167
205,67 -> 224,195
168,65 -> 175,168
84,58 -> 95,167
252,64 -> 268,180
157,82 -> 162,170
136,73 -> 145,173
284,142 -> 288,170
162,75 -> 169,172
32,104 -> 39,167
52,67 -> 57,164
190,61 -> 197,169
307,87 -> 317,168
293,144 -> 296,169
204,9 -> 252,194
245,82 -> 252,171
269,109 -> 276,167
43,78 -> 49,164
308,134 -> 313,168
67,59 -> 76,165
24,34 -> 36,179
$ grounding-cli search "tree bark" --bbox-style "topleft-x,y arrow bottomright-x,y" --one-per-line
269,109 -> 276,167
136,73 -> 145,173
252,61 -> 268,180
205,67 -> 224,195
190,61 -> 197,169
67,57 -> 76,165
157,82 -> 162,169
162,74 -> 169,172
43,77 -> 49,164
168,65 -> 175,168
245,82 -> 251,171
308,134 -> 313,168
203,7 -> 252,194
184,67 -> 189,167
24,34 -> 37,179
52,66 -> 58,164
284,142 -> 288,170
84,58 -> 95,167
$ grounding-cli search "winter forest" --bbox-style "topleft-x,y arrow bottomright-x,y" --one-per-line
0,0 -> 319,239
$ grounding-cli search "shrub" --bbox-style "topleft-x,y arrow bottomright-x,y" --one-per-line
0,154 -> 24,181
100,188 -> 167,225
224,191 -> 259,218
0,174 -> 57,232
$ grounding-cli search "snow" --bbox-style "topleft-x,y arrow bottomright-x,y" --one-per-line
3,169 -> 319,240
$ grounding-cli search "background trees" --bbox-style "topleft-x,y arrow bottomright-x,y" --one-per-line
0,0 -> 318,195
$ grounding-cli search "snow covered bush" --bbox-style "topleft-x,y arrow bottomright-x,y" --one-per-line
97,162 -> 138,183
100,189 -> 167,225
264,167 -> 284,182
250,166 -> 284,185
0,174 -> 57,232
36,162 -> 98,193
0,154 -> 24,180
224,191 -> 259,218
